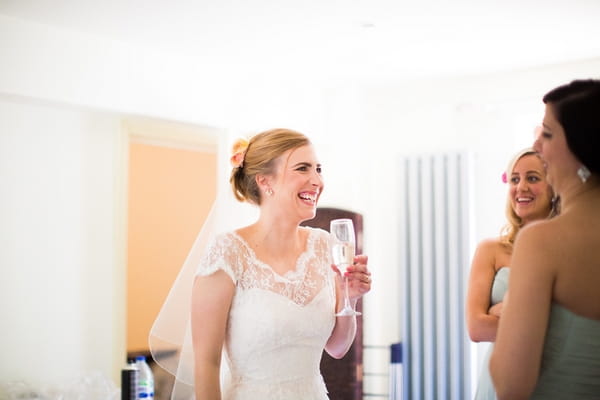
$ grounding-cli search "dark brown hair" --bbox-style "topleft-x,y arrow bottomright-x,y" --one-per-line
543,79 -> 600,175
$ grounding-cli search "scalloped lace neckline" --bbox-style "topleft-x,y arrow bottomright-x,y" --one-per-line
230,228 -> 317,281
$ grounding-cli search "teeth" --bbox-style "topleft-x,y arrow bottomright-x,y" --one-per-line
517,197 -> 533,202
299,192 -> 316,202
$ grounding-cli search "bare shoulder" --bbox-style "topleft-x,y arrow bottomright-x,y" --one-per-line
512,218 -> 563,273
517,218 -> 562,250
476,237 -> 504,252
470,237 -> 510,272
475,237 -> 508,259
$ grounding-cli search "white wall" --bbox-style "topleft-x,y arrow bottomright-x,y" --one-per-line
0,96 -> 125,386
2,11 -> 600,397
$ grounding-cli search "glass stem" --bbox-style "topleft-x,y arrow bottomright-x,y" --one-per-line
344,275 -> 352,310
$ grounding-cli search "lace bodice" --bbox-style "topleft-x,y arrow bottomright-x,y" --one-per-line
196,227 -> 336,400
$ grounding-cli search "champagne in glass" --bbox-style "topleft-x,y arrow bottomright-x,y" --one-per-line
332,241 -> 355,269
330,218 -> 361,316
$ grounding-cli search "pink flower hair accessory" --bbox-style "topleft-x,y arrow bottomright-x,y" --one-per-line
230,138 -> 249,168
501,171 -> 507,184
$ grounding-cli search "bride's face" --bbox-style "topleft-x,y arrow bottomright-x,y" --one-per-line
268,144 -> 324,221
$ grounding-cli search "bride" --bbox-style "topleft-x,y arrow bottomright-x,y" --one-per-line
151,128 -> 372,399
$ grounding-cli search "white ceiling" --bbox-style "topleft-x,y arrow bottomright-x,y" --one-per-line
2,0 -> 600,83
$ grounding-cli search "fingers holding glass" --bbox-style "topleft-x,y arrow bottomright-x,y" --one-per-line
344,262 -> 372,296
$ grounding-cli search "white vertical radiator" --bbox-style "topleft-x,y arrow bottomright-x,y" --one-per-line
396,152 -> 472,400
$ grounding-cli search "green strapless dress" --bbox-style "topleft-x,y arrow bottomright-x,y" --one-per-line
474,266 -> 509,400
530,303 -> 600,399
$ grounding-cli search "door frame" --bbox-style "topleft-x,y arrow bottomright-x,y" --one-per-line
113,116 -> 221,377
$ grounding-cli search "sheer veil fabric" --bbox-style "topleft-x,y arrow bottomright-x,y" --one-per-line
149,132 -> 258,399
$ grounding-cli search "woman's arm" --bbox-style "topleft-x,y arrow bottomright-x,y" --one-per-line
466,239 -> 502,342
325,255 -> 370,359
490,224 -> 554,400
191,270 -> 235,400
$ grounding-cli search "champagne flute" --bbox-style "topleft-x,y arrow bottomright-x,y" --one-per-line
330,218 -> 361,316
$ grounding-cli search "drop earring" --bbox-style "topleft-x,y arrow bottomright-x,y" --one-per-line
577,165 -> 591,183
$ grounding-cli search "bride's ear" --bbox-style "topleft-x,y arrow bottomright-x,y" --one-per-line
255,174 -> 273,196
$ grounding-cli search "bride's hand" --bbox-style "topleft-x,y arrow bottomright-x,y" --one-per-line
331,255 -> 371,300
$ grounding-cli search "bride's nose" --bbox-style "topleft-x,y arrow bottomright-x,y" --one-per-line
310,170 -> 323,186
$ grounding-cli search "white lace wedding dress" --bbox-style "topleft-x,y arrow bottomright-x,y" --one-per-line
197,226 -> 337,400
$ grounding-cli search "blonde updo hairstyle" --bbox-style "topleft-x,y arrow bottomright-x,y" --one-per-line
230,128 -> 310,205
499,148 -> 556,247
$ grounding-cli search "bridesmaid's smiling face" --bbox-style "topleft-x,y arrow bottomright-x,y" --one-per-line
508,154 -> 553,224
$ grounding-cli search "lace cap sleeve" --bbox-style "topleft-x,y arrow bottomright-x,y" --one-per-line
195,232 -> 241,284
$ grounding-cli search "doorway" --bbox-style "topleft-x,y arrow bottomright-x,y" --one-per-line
123,118 -> 219,397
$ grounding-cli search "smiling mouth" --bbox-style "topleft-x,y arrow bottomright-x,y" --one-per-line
298,192 -> 318,204
516,196 -> 534,204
